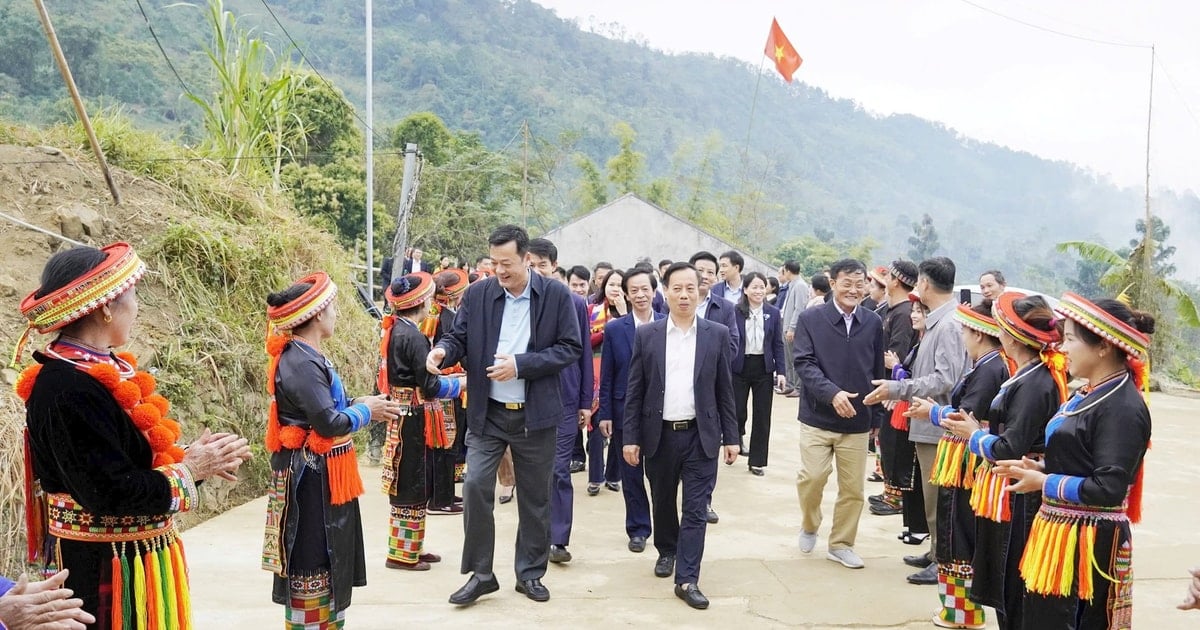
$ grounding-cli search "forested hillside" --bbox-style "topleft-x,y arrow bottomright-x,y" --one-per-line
1,0 -> 1196,287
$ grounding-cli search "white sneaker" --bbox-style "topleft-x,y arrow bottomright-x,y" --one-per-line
798,531 -> 817,554
826,548 -> 865,569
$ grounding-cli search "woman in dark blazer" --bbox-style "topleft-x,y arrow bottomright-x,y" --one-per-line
732,272 -> 788,475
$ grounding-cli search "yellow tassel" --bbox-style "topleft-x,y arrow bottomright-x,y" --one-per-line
169,538 -> 192,629
133,543 -> 148,630
160,540 -> 178,630
1078,523 -> 1095,601
1059,520 -> 1078,597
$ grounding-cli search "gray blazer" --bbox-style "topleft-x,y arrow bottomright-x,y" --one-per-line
886,299 -> 970,444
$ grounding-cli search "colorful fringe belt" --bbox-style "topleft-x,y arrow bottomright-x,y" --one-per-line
930,432 -> 981,489
48,493 -> 191,630
389,387 -> 457,450
1019,498 -> 1127,602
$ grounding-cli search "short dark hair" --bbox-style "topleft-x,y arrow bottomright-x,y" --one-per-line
633,261 -> 654,273
767,276 -> 780,291
688,251 -> 717,267
980,269 -> 1007,285
918,257 -> 956,292
488,224 -> 529,255
475,255 -> 492,265
527,237 -> 558,264
811,273 -> 831,294
663,262 -> 699,287
555,266 -> 567,280
828,258 -> 867,282
623,266 -> 658,294
782,260 -> 801,275
35,246 -> 109,299
719,250 -> 745,272
593,261 -> 613,273
658,259 -> 673,269
568,265 -> 590,282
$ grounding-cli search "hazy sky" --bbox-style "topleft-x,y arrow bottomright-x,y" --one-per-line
533,0 -> 1199,194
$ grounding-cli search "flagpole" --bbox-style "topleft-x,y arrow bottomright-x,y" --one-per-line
741,56 -> 767,168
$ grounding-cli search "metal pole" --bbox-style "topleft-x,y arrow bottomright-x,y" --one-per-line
1141,45 -> 1155,308
33,0 -> 122,205
391,143 -> 418,286
364,0 -> 374,298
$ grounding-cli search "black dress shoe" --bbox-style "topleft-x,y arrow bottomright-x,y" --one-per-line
448,574 -> 500,605
628,536 -> 647,553
654,555 -> 675,578
870,502 -> 902,516
899,531 -> 929,545
907,563 -> 938,585
548,545 -> 572,564
515,578 -> 551,602
705,505 -> 719,524
675,583 -> 710,610
748,465 -> 765,476
867,472 -> 885,482
904,551 -> 934,568
868,493 -> 888,506
568,460 -> 585,473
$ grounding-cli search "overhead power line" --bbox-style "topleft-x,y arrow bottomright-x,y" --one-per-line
132,0 -> 194,95
954,0 -> 1152,49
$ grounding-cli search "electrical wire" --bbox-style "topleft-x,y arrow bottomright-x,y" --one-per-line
0,149 -> 412,166
257,0 -> 383,143
1154,54 -> 1200,132
132,0 -> 194,95
954,0 -> 1152,49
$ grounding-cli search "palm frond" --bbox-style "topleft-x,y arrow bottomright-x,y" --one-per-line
1056,240 -> 1126,267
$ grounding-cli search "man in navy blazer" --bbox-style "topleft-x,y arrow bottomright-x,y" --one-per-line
429,225 -> 583,605
596,267 -> 664,554
623,262 -> 739,610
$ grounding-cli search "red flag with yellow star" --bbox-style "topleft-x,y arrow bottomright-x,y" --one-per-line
764,18 -> 802,82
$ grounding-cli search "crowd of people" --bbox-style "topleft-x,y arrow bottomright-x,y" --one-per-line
6,227 -> 1198,629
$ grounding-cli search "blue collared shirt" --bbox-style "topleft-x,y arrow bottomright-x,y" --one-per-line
490,271 -> 532,403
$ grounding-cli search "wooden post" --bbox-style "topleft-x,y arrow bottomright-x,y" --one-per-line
33,0 -> 122,205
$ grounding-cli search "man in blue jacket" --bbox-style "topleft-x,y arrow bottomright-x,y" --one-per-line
596,266 -> 665,553
429,225 -> 583,606
792,258 -> 886,570
526,238 -> 594,566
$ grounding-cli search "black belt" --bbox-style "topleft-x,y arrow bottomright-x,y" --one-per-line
488,399 -> 524,410
665,418 -> 696,431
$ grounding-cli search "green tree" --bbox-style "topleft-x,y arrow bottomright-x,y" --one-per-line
389,112 -> 454,166
573,154 -> 608,214
606,121 -> 646,195
288,77 -> 361,166
774,235 -> 877,277
907,213 -> 940,262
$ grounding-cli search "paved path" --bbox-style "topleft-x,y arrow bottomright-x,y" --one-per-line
186,393 -> 1200,628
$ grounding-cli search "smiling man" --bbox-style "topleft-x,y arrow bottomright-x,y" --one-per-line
792,258 -> 885,570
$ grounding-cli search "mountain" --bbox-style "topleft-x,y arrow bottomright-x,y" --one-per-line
2,0 -> 1195,285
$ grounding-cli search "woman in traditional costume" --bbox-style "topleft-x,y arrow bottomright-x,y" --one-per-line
378,273 -> 464,570
262,272 -> 399,629
422,269 -> 470,515
906,301 -> 1008,629
14,242 -> 252,629
942,292 -> 1068,630
995,294 -> 1152,629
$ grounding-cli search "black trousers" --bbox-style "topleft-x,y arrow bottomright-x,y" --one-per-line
733,354 -> 774,467
460,401 -> 556,580
644,424 -> 718,586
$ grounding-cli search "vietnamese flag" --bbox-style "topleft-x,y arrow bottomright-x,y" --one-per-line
764,18 -> 802,82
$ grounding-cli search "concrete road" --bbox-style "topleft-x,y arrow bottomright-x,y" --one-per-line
186,393 -> 1200,628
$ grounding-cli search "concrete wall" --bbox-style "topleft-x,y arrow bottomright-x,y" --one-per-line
540,194 -> 777,275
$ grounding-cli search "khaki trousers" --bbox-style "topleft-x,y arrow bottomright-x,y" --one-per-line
795,423 -> 869,550
914,441 -> 939,553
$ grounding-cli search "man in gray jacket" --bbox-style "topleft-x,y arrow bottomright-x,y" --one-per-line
864,257 -> 969,585
780,261 -> 811,397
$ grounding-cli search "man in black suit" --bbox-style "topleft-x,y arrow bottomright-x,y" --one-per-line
687,251 -> 738,524
402,247 -> 432,274
428,225 -> 583,605
623,262 -> 740,610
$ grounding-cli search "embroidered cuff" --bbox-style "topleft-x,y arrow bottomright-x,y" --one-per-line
1044,473 -> 1085,503
158,463 -> 199,513
930,405 -> 953,427
345,403 -> 371,432
437,376 -> 462,399
968,429 -> 998,461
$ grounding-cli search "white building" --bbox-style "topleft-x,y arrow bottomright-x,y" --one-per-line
540,193 -> 776,275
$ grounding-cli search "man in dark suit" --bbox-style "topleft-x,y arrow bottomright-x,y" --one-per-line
623,262 -> 740,610
428,225 -> 583,605
792,258 -> 886,570
525,238 -> 593,565
596,266 -> 665,554
402,247 -> 432,274
711,250 -> 745,304
687,251 -> 738,524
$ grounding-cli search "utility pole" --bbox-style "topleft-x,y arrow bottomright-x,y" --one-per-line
1140,45 -> 1155,309
34,0 -> 121,205
364,0 -> 375,298
390,143 -> 419,286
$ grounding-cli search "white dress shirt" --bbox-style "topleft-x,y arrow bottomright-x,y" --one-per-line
746,307 -> 765,355
696,296 -> 711,319
663,316 -> 698,421
840,306 -> 856,335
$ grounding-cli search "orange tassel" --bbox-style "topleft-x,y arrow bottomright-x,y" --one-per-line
377,315 -> 395,394
1126,464 -> 1145,524
326,444 -> 364,505
889,400 -> 910,431
144,543 -> 159,630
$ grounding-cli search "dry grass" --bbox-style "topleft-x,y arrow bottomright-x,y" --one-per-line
0,396 -> 26,576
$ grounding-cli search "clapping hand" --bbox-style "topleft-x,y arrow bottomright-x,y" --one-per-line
940,410 -> 982,440
993,457 -> 1046,494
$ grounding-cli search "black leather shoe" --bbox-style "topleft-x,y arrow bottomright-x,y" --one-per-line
515,578 -> 551,602
654,555 -> 675,578
628,536 -> 647,553
870,502 -> 902,516
448,574 -> 500,605
706,505 -> 719,524
904,551 -> 934,568
868,493 -> 888,506
907,563 -> 938,585
748,465 -> 764,476
675,583 -> 710,610
568,460 -> 585,474
548,545 -> 572,564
